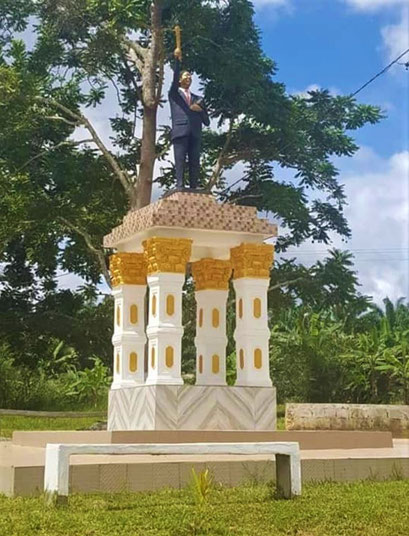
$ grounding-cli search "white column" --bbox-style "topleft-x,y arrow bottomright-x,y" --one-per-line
145,273 -> 185,385
195,289 -> 228,386
233,278 -> 272,387
111,284 -> 147,389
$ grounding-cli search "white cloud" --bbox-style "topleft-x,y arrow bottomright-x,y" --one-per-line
280,148 -> 409,305
339,150 -> 409,303
56,271 -> 86,291
381,9 -> 409,62
340,2 -> 408,79
342,0 -> 408,12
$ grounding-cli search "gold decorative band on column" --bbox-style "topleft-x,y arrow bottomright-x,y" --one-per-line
230,243 -> 274,279
191,258 -> 232,290
109,252 -> 147,287
142,237 -> 192,275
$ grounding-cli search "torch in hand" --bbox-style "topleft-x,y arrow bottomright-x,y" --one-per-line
174,25 -> 182,61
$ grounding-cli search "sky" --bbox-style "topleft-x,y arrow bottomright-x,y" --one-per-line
48,0 -> 409,305
248,0 -> 409,304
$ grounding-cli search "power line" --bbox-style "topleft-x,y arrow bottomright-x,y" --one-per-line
351,48 -> 409,97
282,247 -> 409,253
219,48 -> 409,197
279,257 -> 409,263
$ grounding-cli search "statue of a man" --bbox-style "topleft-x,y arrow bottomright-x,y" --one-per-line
169,46 -> 210,189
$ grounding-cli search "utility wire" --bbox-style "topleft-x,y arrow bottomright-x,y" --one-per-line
282,247 -> 409,253
219,48 -> 409,197
351,48 -> 409,97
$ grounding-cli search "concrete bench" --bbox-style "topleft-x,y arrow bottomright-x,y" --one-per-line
44,441 -> 301,503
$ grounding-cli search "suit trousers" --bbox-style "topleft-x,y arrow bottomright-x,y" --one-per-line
173,134 -> 201,189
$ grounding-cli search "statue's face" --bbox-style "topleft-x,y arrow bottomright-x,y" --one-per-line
179,71 -> 192,89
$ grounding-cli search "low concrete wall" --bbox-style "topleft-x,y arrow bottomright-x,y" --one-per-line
286,403 -> 409,435
4,455 -> 409,497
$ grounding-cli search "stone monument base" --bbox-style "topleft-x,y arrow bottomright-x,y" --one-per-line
108,385 -> 276,431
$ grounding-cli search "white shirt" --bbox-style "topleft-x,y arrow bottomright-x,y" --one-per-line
179,87 -> 191,105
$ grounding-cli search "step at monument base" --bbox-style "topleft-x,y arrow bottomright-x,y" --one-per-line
1,432 -> 403,497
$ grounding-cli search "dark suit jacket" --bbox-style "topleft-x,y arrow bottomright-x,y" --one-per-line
169,59 -> 210,141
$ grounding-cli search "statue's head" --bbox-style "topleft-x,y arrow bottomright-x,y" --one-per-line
179,71 -> 192,89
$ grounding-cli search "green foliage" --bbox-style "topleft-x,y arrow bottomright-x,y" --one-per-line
270,309 -> 350,402
271,298 -> 409,405
190,468 -> 213,507
0,414 -> 105,439
0,339 -> 110,410
0,1 -> 388,411
2,482 -> 409,535
0,0 -> 382,289
0,344 -> 19,407
377,333 -> 409,405
64,357 -> 112,408
0,251 -> 113,370
269,249 -> 371,323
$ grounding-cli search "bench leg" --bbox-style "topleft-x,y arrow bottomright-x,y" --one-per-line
275,454 -> 301,499
44,445 -> 70,506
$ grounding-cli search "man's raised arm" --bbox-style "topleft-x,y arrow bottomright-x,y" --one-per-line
170,49 -> 182,95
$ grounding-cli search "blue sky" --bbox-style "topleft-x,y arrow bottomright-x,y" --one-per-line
46,0 -> 409,305
255,0 -> 408,157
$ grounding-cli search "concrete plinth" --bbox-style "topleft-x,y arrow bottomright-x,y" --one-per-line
1,430 -> 404,497
108,384 -> 277,431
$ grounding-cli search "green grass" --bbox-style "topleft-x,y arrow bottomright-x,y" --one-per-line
0,415 -> 105,438
1,480 -> 409,535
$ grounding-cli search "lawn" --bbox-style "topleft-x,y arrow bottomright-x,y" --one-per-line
0,407 -> 285,439
1,480 -> 408,535
0,415 -> 105,439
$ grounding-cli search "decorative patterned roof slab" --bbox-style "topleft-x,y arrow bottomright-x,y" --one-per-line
103,192 -> 277,248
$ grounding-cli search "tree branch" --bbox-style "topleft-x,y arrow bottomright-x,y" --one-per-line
37,96 -> 133,199
121,55 -> 143,103
80,115 -> 133,196
126,45 -> 144,74
155,31 -> 165,104
269,276 -> 306,291
18,139 -> 94,171
207,117 -> 236,191
124,37 -> 147,59
121,36 -> 148,76
36,97 -> 83,123
44,115 -> 79,127
142,0 -> 163,109
222,149 -> 254,166
58,216 -> 112,289
229,193 -> 262,203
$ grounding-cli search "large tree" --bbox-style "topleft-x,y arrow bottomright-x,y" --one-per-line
0,0 -> 382,290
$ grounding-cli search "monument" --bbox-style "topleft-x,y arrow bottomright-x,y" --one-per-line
169,25 -> 210,189
1,26 -> 402,502
104,191 -> 278,430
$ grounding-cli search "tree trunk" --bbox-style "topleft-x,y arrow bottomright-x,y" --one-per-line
133,105 -> 157,210
131,0 -> 163,210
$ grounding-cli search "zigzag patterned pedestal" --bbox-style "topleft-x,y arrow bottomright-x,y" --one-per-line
108,385 -> 276,431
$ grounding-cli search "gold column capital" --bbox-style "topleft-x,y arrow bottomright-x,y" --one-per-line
109,252 -> 147,287
230,243 -> 274,279
143,237 -> 192,275
191,258 -> 232,291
